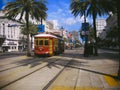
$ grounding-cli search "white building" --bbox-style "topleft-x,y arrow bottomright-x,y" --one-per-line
96,19 -> 106,40
0,17 -> 23,52
96,19 -> 106,36
0,10 -> 62,52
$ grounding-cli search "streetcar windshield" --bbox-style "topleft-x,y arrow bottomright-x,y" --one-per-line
45,40 -> 49,45
35,39 -> 49,46
39,40 -> 43,46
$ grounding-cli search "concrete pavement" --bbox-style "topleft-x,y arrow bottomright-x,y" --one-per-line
0,48 -> 120,90
49,48 -> 120,90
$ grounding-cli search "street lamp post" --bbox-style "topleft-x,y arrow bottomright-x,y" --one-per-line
1,23 -> 6,52
83,31 -> 89,57
81,23 -> 89,57
2,23 -> 5,37
60,26 -> 64,38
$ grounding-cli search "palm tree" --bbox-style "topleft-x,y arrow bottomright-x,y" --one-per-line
70,0 -> 87,22
4,0 -> 47,56
113,0 -> 120,79
106,26 -> 119,47
21,22 -> 38,36
70,0 -> 89,56
116,0 -> 120,79
70,0 -> 114,56
21,22 -> 38,49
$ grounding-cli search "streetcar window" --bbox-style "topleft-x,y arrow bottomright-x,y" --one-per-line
39,40 -> 43,45
45,40 -> 49,45
36,40 -> 38,45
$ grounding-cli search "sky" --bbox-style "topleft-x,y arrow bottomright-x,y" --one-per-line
46,0 -> 88,32
0,0 -> 107,32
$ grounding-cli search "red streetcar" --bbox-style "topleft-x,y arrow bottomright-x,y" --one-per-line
34,33 -> 64,56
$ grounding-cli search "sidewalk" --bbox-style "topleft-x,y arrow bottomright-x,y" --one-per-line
75,49 -> 120,90
53,48 -> 120,90
0,51 -> 26,56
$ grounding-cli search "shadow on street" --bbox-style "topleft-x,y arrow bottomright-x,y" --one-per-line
13,48 -> 119,79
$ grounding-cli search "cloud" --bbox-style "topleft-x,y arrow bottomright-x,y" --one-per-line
63,16 -> 88,26
51,20 -> 59,29
65,18 -> 76,25
47,0 -> 87,31
75,16 -> 93,23
48,20 -> 60,29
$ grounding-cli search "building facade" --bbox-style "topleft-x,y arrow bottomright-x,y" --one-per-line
106,13 -> 117,31
105,13 -> 118,48
0,18 -> 23,52
0,10 -> 64,52
95,19 -> 108,42
96,19 -> 106,38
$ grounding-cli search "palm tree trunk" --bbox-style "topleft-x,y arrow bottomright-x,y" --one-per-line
83,11 -> 88,57
31,35 -> 33,49
25,12 -> 31,56
93,13 -> 98,56
41,18 -> 43,25
84,10 -> 86,23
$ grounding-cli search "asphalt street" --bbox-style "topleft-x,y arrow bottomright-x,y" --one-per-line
0,48 -> 120,90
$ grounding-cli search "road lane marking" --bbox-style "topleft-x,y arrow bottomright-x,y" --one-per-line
104,75 -> 120,86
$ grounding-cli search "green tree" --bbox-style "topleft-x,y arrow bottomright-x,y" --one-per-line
112,0 -> 120,79
21,22 -> 38,49
4,0 -> 47,56
88,24 -> 94,42
70,0 -> 114,56
106,26 -> 119,47
21,22 -> 38,36
116,0 -> 120,79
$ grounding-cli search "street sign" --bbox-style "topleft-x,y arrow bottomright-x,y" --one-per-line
81,22 -> 89,42
38,25 -> 45,33
82,23 -> 89,31
82,37 -> 86,41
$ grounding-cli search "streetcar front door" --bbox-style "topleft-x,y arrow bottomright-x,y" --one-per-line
49,39 -> 53,56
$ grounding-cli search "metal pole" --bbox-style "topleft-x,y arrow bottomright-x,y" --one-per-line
3,23 -> 5,36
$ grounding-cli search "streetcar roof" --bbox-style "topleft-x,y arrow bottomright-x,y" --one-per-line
34,33 -> 57,38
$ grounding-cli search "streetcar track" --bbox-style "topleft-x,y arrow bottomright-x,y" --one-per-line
0,57 -> 55,79
0,58 -> 35,72
0,53 -> 75,90
0,56 -> 31,67
41,54 -> 81,90
0,54 -> 26,59
42,59 -> 73,90
0,64 -> 47,89
74,69 -> 80,90
0,57 -> 52,72
0,58 -> 60,89
0,48 -> 118,90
